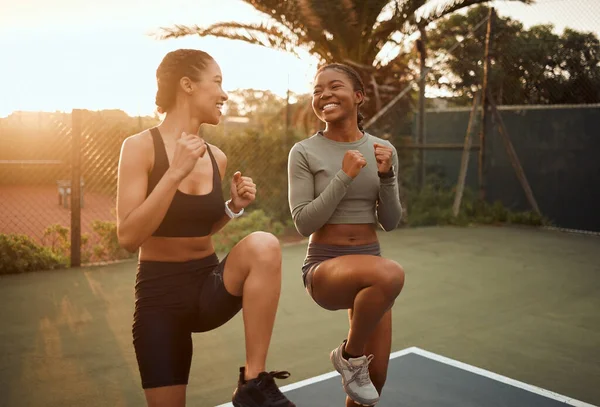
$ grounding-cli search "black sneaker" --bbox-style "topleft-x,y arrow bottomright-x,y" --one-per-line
232,367 -> 296,407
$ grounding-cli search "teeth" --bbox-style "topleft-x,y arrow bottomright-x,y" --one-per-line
322,103 -> 339,111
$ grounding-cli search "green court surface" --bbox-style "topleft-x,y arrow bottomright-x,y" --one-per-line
1,226 -> 599,407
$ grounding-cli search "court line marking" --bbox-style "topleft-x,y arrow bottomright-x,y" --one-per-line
215,346 -> 596,407
409,347 -> 597,407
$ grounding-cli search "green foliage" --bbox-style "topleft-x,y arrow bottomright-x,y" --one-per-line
160,0 -> 509,120
91,220 -> 133,262
204,126 -> 305,224
213,209 -> 285,254
403,174 -> 549,228
39,220 -> 133,268
42,224 -> 92,266
428,5 -> 600,104
0,234 -> 66,274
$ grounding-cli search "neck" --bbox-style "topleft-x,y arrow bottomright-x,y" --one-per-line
323,119 -> 363,142
158,107 -> 202,140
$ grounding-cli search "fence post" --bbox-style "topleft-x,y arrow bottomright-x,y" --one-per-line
416,27 -> 428,189
479,7 -> 495,201
70,109 -> 82,267
453,92 -> 482,217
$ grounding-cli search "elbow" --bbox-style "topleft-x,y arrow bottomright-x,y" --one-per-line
381,221 -> 399,232
292,217 -> 314,238
295,224 -> 313,238
380,209 -> 403,232
117,228 -> 140,253
291,209 -> 314,238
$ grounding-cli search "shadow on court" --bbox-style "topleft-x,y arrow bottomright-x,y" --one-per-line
0,226 -> 599,407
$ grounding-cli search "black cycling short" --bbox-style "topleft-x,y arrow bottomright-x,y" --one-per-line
132,253 -> 242,389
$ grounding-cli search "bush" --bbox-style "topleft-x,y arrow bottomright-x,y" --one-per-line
0,234 -> 66,274
212,209 -> 285,253
403,174 -> 550,228
91,220 -> 132,262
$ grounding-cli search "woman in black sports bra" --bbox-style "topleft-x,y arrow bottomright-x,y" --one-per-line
116,49 -> 295,407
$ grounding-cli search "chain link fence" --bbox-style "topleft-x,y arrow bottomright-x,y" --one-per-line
0,110 -> 158,269
0,109 -> 300,270
2,3 -> 599,271
362,4 -> 600,233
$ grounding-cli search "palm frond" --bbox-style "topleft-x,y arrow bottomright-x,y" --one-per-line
241,0 -> 301,31
363,1 -> 420,64
340,0 -> 359,27
356,0 -> 398,35
416,0 -> 533,24
155,22 -> 302,56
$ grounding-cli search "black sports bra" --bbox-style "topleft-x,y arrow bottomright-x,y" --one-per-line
147,127 -> 225,237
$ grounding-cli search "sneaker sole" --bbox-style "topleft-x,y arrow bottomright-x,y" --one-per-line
329,350 -> 379,406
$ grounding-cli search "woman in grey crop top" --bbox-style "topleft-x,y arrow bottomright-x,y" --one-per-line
287,63 -> 406,407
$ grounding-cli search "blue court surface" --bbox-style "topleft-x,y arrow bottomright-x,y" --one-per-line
216,347 -> 597,407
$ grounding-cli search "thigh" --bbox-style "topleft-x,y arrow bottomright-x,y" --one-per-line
194,255 -> 243,332
133,308 -> 193,390
310,255 -> 396,311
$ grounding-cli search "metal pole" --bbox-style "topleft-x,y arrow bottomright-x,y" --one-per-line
479,7 -> 495,201
70,109 -> 82,267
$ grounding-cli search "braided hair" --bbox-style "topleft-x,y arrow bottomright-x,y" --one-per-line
315,63 -> 366,130
155,49 -> 214,114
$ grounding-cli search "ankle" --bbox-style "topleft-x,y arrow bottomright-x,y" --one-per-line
244,365 -> 264,381
342,341 -> 362,360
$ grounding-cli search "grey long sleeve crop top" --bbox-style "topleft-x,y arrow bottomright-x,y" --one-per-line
287,131 -> 403,237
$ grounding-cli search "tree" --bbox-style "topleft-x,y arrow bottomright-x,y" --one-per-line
157,0 -> 530,121
427,5 -> 600,105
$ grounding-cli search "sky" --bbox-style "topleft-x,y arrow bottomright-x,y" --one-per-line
0,0 -> 598,118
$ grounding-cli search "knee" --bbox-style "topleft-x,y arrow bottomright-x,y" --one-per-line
243,231 -> 281,267
377,260 -> 405,300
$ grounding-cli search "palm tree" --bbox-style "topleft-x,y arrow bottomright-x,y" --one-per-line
157,0 -> 532,122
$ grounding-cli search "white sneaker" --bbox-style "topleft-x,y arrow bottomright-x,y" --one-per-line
330,340 -> 379,406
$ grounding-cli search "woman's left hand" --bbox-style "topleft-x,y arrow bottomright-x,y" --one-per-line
373,143 -> 393,173
230,171 -> 256,212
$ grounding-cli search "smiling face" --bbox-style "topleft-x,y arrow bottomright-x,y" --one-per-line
312,65 -> 365,126
182,59 -> 229,125
155,49 -> 229,125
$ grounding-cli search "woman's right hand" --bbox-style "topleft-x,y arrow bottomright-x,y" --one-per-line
342,149 -> 367,178
169,132 -> 207,181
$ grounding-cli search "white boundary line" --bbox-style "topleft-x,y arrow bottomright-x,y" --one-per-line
215,346 -> 597,407
409,347 -> 597,407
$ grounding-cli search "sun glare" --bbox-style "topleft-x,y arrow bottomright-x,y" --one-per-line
0,0 -> 598,118
0,0 -> 319,118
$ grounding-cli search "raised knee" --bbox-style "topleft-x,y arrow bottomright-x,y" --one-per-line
244,231 -> 281,266
378,260 -> 405,299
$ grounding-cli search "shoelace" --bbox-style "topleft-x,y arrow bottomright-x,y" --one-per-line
258,371 -> 291,401
354,355 -> 375,387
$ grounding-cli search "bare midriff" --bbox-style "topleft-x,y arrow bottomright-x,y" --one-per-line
138,236 -> 216,262
309,223 -> 378,246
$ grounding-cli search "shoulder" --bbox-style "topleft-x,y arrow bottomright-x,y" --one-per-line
122,129 -> 153,150
208,143 -> 227,178
119,129 -> 154,167
290,133 -> 322,155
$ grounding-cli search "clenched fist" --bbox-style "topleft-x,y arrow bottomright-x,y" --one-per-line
169,132 -> 207,181
230,171 -> 256,212
342,150 -> 367,179
373,143 -> 393,173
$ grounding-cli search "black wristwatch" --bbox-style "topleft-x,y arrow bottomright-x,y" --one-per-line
378,168 -> 395,179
